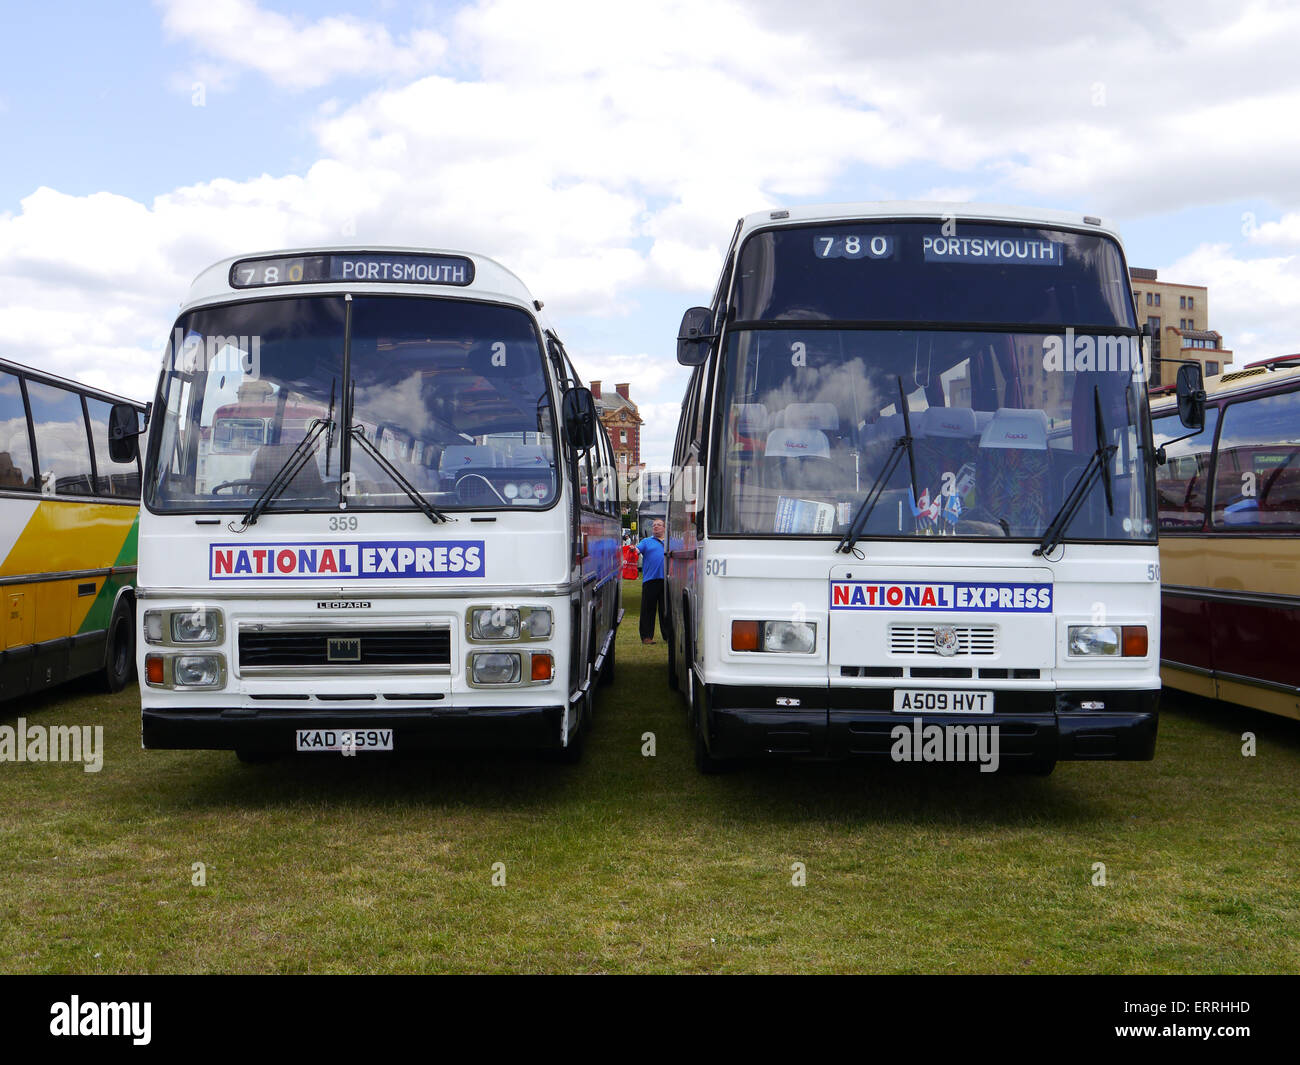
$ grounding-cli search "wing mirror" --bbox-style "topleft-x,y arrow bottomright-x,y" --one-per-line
1175,362 -> 1206,430
107,403 -> 142,463
562,387 -> 597,452
677,306 -> 714,366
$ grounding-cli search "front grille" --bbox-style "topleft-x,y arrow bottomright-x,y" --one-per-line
889,625 -> 997,657
239,627 -> 451,670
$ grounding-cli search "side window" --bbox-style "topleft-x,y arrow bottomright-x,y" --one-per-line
85,397 -> 141,499
0,371 -> 35,490
683,366 -> 703,456
579,440 -> 594,510
600,425 -> 617,516
671,376 -> 692,468
591,423 -> 608,515
1153,408 -> 1218,529
27,380 -> 95,496
1213,391 -> 1300,528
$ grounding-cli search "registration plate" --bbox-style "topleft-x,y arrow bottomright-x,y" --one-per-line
295,728 -> 394,752
892,689 -> 994,714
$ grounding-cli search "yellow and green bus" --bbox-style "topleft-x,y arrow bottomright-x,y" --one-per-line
0,358 -> 143,699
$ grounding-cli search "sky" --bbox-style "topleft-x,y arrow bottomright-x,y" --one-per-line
5,0 -> 1300,468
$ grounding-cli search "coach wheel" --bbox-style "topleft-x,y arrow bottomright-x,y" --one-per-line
235,749 -> 279,764
692,703 -> 728,775
678,613 -> 695,711
100,598 -> 134,693
545,708 -> 586,765
554,727 -> 585,764
1014,758 -> 1057,776
665,609 -> 679,692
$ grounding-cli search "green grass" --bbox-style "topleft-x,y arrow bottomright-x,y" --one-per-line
1,581 -> 1298,973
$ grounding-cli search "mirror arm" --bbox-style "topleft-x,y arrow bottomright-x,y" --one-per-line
1154,424 -> 1205,465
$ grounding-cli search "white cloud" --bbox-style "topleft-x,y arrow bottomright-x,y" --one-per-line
10,0 -> 1300,467
157,0 -> 446,89
584,354 -> 683,402
636,400 -> 692,472
1248,211 -> 1300,246
1162,242 -> 1300,365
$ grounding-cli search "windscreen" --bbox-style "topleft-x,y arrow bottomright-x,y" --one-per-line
710,328 -> 1153,542
145,295 -> 557,513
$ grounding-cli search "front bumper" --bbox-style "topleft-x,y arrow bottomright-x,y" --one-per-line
703,683 -> 1159,763
142,703 -> 569,753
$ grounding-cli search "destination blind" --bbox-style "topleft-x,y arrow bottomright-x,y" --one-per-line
732,220 -> 1134,328
230,252 -> 475,289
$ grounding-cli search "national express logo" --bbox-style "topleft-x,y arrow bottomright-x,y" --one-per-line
210,541 -> 485,580
830,580 -> 1052,612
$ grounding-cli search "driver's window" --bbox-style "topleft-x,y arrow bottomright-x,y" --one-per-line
1212,392 -> 1300,528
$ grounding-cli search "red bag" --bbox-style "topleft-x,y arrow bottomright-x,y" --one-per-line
622,544 -> 639,580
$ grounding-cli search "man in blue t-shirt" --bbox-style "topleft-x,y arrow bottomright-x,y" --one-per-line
637,519 -> 666,644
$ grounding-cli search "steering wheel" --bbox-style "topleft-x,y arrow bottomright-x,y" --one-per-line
456,472 -> 513,505
211,479 -> 261,496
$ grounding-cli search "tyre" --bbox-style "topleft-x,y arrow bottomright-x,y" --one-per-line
692,704 -> 728,775
99,597 -> 134,693
665,608 -> 679,692
235,749 -> 278,764
678,614 -> 695,712
545,710 -> 585,764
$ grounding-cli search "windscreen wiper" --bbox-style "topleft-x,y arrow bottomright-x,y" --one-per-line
1034,386 -> 1116,557
322,378 -> 337,477
232,417 -> 331,531
837,377 -> 921,554
347,424 -> 450,524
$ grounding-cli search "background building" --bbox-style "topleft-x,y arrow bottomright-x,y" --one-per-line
591,381 -> 643,470
1129,267 -> 1232,384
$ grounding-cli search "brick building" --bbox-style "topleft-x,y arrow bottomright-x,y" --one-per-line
590,380 -> 642,472
1129,267 -> 1232,384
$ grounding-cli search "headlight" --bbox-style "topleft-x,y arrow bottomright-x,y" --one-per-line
145,608 -> 224,645
174,654 -> 223,687
144,611 -> 165,645
145,652 -> 226,689
172,609 -> 223,643
470,652 -> 522,685
467,606 -> 552,641
1068,625 -> 1120,656
522,609 -> 552,638
764,621 -> 816,654
470,607 -> 521,640
732,620 -> 817,653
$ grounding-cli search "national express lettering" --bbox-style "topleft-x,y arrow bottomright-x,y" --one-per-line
829,580 -> 1052,612
210,541 -> 485,580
